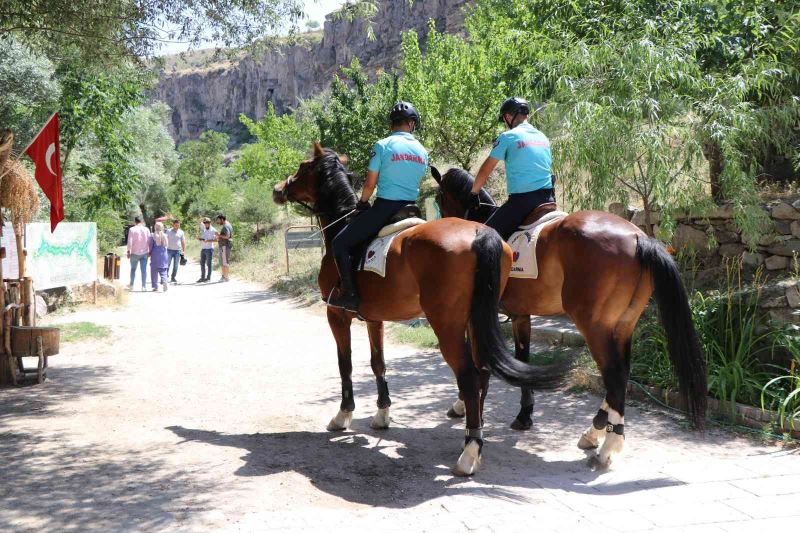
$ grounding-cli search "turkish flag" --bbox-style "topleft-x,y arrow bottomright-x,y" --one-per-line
25,113 -> 64,232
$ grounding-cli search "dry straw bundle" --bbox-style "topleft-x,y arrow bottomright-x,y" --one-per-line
0,132 -> 40,225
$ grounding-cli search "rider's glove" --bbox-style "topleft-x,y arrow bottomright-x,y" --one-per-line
355,200 -> 371,212
468,192 -> 481,211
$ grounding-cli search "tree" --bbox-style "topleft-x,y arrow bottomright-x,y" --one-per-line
313,59 -> 399,183
305,20 -> 320,31
0,0 -> 306,64
400,23 -> 510,170
237,179 -> 277,235
171,130 -> 231,220
236,103 -> 316,188
0,39 -> 60,145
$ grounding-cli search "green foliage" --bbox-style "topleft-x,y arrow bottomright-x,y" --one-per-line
171,130 -> 231,220
58,63 -> 151,214
1,0 -> 306,64
237,180 -> 277,233
313,59 -> 399,184
761,328 -> 800,431
400,23 -> 509,169
236,103 -> 316,188
0,39 -> 60,145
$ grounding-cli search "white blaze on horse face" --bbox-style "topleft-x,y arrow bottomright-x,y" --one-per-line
453,440 -> 482,477
370,407 -> 390,430
326,409 -> 353,431
598,407 -> 625,467
577,400 -> 608,450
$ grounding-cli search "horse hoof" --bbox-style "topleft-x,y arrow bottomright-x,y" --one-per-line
510,417 -> 532,431
326,409 -> 353,431
446,399 -> 465,419
369,407 -> 390,430
597,433 -> 624,466
452,440 -> 482,477
577,433 -> 599,450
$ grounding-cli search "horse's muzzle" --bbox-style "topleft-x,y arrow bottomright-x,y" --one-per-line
272,181 -> 289,205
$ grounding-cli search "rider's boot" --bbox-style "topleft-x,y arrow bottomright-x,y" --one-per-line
328,258 -> 360,313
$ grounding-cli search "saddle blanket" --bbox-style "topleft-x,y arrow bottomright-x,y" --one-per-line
508,211 -> 568,279
362,217 -> 426,277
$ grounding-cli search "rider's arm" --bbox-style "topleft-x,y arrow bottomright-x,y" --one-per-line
361,171 -> 379,203
471,157 -> 500,194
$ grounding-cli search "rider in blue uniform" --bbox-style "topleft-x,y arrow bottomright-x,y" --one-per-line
469,97 -> 555,240
328,101 -> 429,312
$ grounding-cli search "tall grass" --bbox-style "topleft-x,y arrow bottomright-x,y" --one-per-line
632,260 -> 783,416
761,328 -> 800,430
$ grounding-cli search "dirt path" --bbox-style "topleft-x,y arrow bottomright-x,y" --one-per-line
1,260 -> 798,532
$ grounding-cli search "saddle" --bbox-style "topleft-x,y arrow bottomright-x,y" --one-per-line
508,203 -> 568,279
358,204 -> 426,277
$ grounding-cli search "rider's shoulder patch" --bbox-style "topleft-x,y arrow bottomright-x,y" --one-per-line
370,150 -> 377,158
492,138 -> 500,148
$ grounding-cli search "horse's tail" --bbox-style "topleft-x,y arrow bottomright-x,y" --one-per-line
636,235 -> 707,429
469,228 -> 571,388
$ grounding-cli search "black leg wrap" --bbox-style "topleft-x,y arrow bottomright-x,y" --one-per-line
606,423 -> 625,437
376,378 -> 391,409
340,385 -> 355,412
592,408 -> 609,431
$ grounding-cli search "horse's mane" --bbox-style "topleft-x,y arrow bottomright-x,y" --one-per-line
315,149 -> 358,216
441,168 -> 496,221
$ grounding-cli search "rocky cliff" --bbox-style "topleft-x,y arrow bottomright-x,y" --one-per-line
153,0 -> 470,144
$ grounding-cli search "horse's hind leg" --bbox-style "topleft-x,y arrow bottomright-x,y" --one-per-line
576,326 -> 631,467
510,314 -> 534,430
327,307 -> 354,431
366,320 -> 391,429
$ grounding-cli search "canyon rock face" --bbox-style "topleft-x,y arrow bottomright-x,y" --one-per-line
153,0 -> 469,144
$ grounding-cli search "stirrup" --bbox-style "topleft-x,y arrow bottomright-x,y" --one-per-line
327,287 -> 360,312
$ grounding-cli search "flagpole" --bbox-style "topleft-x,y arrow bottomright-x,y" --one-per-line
21,112 -> 58,155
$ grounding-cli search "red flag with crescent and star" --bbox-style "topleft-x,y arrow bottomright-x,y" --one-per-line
25,113 -> 64,232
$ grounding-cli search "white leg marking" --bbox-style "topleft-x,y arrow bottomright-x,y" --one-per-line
577,400 -> 608,450
451,399 -> 465,416
597,407 -> 624,466
370,407 -> 391,429
326,409 -> 353,431
453,440 -> 482,477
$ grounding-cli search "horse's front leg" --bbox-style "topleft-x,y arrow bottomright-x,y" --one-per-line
366,320 -> 391,429
327,307 -> 354,431
510,314 -> 535,430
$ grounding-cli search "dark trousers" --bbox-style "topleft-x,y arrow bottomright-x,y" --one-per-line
200,248 -> 213,280
485,188 -> 556,240
332,198 -> 409,281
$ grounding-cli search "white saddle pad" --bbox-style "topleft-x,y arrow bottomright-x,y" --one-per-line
508,211 -> 568,279
362,218 -> 425,277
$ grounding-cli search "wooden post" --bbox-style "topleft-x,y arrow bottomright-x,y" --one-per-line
92,280 -> 98,304
14,222 -> 25,278
0,239 -> 12,385
22,277 -> 34,326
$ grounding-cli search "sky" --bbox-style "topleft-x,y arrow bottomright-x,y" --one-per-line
156,0 -> 347,56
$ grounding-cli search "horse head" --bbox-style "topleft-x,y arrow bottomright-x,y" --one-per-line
431,166 -> 496,222
272,142 -> 356,216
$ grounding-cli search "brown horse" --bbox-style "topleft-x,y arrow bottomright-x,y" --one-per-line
272,143 -> 570,476
433,166 -> 707,466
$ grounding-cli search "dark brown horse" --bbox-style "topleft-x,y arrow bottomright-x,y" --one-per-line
433,166 -> 707,466
272,143 -> 569,475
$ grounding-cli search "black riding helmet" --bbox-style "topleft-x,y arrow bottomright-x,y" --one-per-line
389,101 -> 421,130
498,97 -> 530,123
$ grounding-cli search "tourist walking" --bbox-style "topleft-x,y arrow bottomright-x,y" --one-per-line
198,217 -> 217,282
126,215 -> 150,291
216,214 -> 233,282
166,219 -> 186,283
149,222 -> 169,292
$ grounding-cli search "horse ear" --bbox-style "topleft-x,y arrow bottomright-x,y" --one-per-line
430,165 -> 442,184
313,141 -> 324,157
338,153 -> 349,165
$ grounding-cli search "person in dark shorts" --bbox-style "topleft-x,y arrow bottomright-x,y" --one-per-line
216,214 -> 233,282
469,97 -> 555,240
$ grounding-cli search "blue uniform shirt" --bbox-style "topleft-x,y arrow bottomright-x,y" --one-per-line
489,121 -> 552,194
367,131 -> 429,201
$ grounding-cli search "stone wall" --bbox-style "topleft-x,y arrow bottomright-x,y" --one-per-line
612,197 -> 800,323
153,0 -> 470,144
